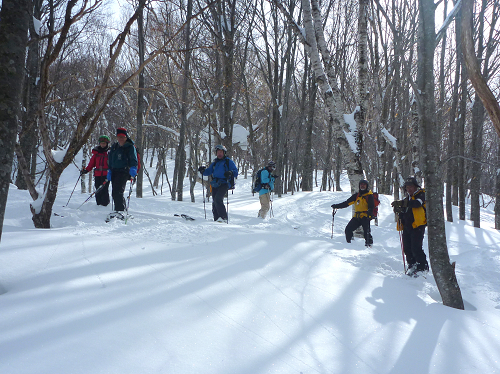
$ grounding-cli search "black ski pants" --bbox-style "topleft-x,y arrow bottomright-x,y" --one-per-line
111,170 -> 129,211
212,183 -> 229,221
402,225 -> 428,270
94,175 -> 110,206
345,216 -> 373,245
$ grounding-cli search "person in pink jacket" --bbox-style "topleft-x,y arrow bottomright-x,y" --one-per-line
81,135 -> 110,206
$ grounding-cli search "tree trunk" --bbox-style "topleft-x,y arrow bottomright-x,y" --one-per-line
173,0 -> 193,201
461,0 -> 500,139
496,144 -> 500,230
302,72 -> 317,192
470,95 -> 484,227
418,0 -> 464,310
136,0 -> 145,198
0,0 -> 30,241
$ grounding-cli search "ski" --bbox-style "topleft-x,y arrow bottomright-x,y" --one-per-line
174,214 -> 195,221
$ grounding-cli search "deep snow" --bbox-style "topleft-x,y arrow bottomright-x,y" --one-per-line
1,158 -> 499,374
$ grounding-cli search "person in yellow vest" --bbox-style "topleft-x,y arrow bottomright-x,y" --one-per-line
331,179 -> 374,247
392,177 -> 429,276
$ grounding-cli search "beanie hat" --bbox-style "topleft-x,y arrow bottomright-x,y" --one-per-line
116,128 -> 128,137
99,135 -> 110,143
405,177 -> 420,187
359,179 -> 369,189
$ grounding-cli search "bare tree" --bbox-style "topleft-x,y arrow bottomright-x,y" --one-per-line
136,0 -> 146,198
0,0 -> 30,242
417,0 -> 464,309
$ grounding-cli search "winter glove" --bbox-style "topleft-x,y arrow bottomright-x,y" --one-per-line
391,200 -> 406,214
198,166 -> 206,173
331,204 -> 340,209
80,169 -> 89,175
224,171 -> 233,178
107,170 -> 112,181
262,183 -> 270,190
129,166 -> 137,178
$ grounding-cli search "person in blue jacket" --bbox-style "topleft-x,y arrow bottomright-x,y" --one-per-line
107,127 -> 138,213
258,161 -> 276,218
198,145 -> 238,223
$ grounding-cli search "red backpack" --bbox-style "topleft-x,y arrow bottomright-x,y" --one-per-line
372,192 -> 380,218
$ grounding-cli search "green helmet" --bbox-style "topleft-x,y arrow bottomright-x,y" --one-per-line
99,135 -> 110,143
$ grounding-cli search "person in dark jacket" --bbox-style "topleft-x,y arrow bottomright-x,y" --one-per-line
107,128 -> 138,213
198,145 -> 238,223
81,135 -> 110,206
392,177 -> 428,276
331,179 -> 374,247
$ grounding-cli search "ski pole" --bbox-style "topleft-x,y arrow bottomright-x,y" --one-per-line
125,178 -> 135,224
64,174 -> 82,207
269,192 -> 274,218
331,209 -> 337,239
398,216 -> 407,273
226,189 -> 229,224
76,180 -> 108,209
202,175 -> 206,220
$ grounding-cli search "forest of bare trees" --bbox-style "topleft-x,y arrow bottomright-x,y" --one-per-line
1,0 -> 499,308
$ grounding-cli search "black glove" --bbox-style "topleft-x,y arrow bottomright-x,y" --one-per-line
80,169 -> 89,175
262,183 -> 270,190
198,166 -> 206,173
224,171 -> 233,178
391,200 -> 406,214
331,204 -> 339,209
271,174 -> 280,179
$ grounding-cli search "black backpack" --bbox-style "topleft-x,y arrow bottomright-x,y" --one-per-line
253,168 -> 266,193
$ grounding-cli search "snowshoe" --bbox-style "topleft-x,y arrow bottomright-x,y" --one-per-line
105,211 -> 125,223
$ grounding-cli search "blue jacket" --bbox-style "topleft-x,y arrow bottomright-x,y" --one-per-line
203,157 -> 238,189
259,168 -> 275,196
108,139 -> 138,171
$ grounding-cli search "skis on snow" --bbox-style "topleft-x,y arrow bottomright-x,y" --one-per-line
174,214 -> 195,221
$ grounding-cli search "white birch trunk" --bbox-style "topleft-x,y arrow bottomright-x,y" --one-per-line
302,0 -> 364,192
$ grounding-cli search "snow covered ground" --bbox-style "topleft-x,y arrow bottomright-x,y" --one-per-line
1,157 -> 499,374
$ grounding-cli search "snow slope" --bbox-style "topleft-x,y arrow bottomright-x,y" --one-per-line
1,160 -> 499,374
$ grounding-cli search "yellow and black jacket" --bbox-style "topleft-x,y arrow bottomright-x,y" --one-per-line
335,190 -> 374,219
398,188 -> 426,230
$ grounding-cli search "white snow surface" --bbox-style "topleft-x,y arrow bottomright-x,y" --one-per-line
1,159 -> 500,374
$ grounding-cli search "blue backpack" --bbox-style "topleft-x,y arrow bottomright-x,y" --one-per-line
253,168 -> 266,193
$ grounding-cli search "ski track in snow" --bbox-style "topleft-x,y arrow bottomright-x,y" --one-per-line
1,161 -> 500,374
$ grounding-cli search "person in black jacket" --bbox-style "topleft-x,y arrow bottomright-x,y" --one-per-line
331,179 -> 374,247
107,128 -> 138,213
392,177 -> 428,276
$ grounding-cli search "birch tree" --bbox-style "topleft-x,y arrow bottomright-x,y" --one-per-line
274,0 -> 364,191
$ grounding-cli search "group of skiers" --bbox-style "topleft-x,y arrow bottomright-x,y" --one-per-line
331,176 -> 428,277
83,131 -> 428,276
82,127 -> 138,220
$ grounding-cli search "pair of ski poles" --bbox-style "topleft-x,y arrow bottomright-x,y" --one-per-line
76,179 -> 109,209
201,173 -> 230,224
